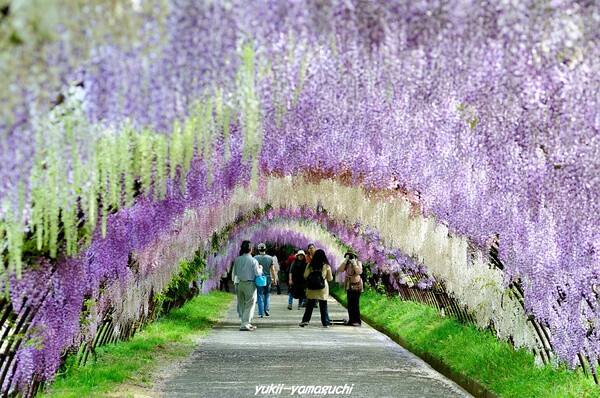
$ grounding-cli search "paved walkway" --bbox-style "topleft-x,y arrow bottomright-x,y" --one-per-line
164,292 -> 473,398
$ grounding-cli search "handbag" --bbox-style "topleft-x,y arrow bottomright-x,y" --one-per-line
255,275 -> 267,287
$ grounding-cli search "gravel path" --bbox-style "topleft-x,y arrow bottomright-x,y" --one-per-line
163,292 -> 473,398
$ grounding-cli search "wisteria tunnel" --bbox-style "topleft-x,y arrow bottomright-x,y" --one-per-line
1,1 -> 599,397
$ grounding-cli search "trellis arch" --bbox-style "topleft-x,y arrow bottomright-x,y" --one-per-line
0,176 -> 559,394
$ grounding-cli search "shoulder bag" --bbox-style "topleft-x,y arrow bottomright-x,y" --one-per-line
255,275 -> 267,287
346,263 -> 363,292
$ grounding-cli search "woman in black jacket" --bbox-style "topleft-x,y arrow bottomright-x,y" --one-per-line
288,250 -> 307,310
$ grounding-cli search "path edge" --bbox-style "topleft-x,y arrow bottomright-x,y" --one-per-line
330,290 -> 501,398
154,292 -> 237,395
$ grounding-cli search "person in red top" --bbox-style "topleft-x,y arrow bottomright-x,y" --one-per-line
285,252 -> 296,270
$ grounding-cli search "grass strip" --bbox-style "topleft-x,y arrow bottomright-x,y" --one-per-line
41,291 -> 234,398
331,286 -> 597,398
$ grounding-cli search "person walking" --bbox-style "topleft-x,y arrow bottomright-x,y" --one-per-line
338,249 -> 363,326
285,250 -> 296,272
255,243 -> 276,317
305,243 -> 321,309
219,265 -> 230,292
306,243 -> 316,264
288,250 -> 307,310
232,240 -> 263,331
268,247 -> 282,295
299,249 -> 333,327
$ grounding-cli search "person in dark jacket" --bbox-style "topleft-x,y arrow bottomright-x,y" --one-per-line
288,250 -> 307,310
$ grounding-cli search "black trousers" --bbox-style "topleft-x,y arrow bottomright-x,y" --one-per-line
301,299 -> 330,326
346,290 -> 361,324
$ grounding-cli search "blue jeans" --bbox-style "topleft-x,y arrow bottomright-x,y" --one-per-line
288,293 -> 305,307
257,278 -> 272,315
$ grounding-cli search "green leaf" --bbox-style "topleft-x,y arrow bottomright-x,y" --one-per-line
470,117 -> 479,130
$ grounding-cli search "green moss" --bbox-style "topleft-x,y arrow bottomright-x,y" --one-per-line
331,286 -> 598,398
41,291 -> 233,398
